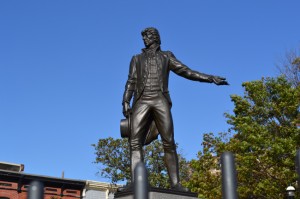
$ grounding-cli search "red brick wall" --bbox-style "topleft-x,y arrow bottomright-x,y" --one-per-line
0,180 -> 81,199
0,181 -> 19,199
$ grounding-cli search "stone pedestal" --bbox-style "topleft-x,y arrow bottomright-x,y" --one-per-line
114,187 -> 198,199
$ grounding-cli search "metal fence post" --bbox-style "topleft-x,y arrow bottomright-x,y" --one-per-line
296,149 -> 300,194
134,162 -> 148,199
221,151 -> 238,199
28,180 -> 44,199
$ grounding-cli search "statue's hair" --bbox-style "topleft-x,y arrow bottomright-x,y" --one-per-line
141,27 -> 161,45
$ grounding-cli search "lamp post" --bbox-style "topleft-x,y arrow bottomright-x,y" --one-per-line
286,186 -> 295,199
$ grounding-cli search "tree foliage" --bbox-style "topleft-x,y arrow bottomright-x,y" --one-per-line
184,133 -> 223,198
92,137 -> 131,184
92,137 -> 190,188
186,76 -> 300,198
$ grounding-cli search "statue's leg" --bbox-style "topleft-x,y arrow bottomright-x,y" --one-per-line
153,92 -> 189,191
152,92 -> 179,185
130,98 -> 152,181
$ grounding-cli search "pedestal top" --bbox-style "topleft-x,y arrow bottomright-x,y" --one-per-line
114,186 -> 198,199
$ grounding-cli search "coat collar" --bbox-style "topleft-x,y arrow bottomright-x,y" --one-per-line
142,44 -> 161,53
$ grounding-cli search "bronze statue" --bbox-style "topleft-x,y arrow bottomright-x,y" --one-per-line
120,27 -> 228,192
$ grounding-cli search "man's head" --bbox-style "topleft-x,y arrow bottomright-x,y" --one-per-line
141,27 -> 161,48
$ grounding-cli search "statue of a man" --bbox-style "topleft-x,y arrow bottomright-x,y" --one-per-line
121,27 -> 228,191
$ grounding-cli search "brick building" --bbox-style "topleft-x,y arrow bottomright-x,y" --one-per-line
0,162 -> 118,199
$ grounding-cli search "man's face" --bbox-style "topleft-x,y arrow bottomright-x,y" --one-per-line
142,31 -> 156,48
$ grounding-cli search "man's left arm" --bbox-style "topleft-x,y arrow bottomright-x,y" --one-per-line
168,51 -> 229,85
122,56 -> 137,118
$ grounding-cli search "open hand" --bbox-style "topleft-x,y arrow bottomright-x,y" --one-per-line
212,76 -> 229,85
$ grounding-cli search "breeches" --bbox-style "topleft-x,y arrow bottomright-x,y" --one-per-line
130,91 -> 176,152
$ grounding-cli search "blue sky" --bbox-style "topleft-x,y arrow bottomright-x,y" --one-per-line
1,1 -> 299,182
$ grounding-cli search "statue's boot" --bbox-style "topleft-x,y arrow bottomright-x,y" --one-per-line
117,149 -> 142,192
165,151 -> 190,192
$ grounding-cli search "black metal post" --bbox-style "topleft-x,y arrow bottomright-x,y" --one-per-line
28,180 -> 44,199
221,152 -> 238,199
134,162 -> 148,199
296,149 -> 300,186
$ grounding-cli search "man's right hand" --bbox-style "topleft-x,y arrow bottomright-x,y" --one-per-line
122,102 -> 131,118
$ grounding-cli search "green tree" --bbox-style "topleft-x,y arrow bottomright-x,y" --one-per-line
92,137 -> 190,188
186,76 -> 300,198
184,133 -> 223,199
92,137 -> 131,184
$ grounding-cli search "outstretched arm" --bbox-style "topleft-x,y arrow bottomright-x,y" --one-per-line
168,51 -> 229,85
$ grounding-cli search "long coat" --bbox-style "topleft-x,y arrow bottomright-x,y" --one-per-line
122,47 -> 213,107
